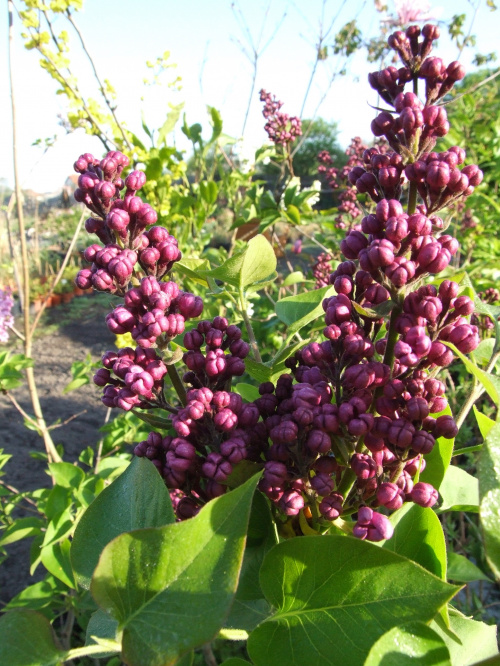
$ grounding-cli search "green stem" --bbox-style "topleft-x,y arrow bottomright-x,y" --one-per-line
337,468 -> 357,501
239,287 -> 262,363
167,361 -> 187,407
407,180 -> 418,216
455,350 -> 500,430
383,305 -> 403,374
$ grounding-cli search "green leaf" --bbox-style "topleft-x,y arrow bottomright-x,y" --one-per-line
5,579 -> 58,611
221,660 -> 252,666
479,420 -> 500,579
201,235 -> 276,289
438,465 -> 479,513
234,383 -> 261,403
225,492 -> 277,632
442,341 -> 500,405
63,376 -> 89,393
199,180 -> 218,206
91,473 -> 260,666
384,503 -> 447,579
130,409 -> 172,431
364,622 -> 451,665
157,102 -> 184,145
208,105 -> 223,143
71,457 -> 175,589
174,258 -> 210,287
275,285 -> 335,339
447,552 -> 492,583
41,538 -> 75,588
0,610 -> 66,666
431,608 -> 499,666
282,271 -> 306,286
419,406 -> 454,490
0,517 -> 44,547
285,204 -> 300,225
85,609 -> 120,659
474,406 -> 496,439
47,462 -> 85,489
247,535 -> 459,666
244,357 -> 272,384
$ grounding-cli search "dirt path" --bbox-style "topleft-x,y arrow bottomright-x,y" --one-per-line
0,295 -> 115,603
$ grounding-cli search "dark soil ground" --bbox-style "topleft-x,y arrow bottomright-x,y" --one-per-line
0,293 -> 115,604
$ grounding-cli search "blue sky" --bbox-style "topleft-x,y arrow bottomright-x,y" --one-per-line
1,0 -> 497,193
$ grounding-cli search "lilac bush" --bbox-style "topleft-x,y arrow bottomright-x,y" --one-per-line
0,288 -> 14,343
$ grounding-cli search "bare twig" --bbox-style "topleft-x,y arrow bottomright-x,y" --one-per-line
47,410 -> 88,431
4,391 -> 38,428
30,210 -> 85,338
65,10 -> 132,151
8,0 -> 62,465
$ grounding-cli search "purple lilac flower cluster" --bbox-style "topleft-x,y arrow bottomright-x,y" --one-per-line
134,317 -> 268,518
72,150 -> 203,411
259,89 -> 302,146
74,151 -> 182,295
250,24 -> 482,541
0,288 -> 14,343
318,138 -> 368,229
311,253 -> 333,289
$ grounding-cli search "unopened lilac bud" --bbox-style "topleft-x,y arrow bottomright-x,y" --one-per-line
418,243 -> 451,274
434,415 -> 458,439
447,324 -> 479,353
351,453 -> 377,479
306,429 -> 331,454
388,419 -> 415,449
411,430 -> 435,454
125,170 -> 147,191
319,493 -> 344,520
279,489 -> 304,516
411,482 -> 438,508
214,408 -> 238,432
202,452 -> 232,482
377,482 -> 404,510
310,473 -> 334,496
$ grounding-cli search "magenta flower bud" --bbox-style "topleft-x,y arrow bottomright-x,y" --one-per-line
416,296 -> 442,323
411,430 -> 435,454
91,269 -> 116,292
319,493 -> 344,520
351,453 -> 376,480
418,243 -> 451,274
220,438 -> 247,464
452,296 -> 474,317
406,397 -> 430,422
368,511 -> 394,541
95,180 -> 116,201
434,415 -> 458,439
385,216 -> 409,243
279,490 -> 304,516
427,341 -> 454,367
229,339 -> 250,359
385,257 -> 416,287
310,473 -> 334,496
136,204 -> 158,227
388,419 -> 415,449
438,280 -> 459,303
202,452 -> 232,482
270,419 -> 298,444
447,324 -> 479,353
426,162 -> 450,190
107,208 -> 130,232
176,293 -> 204,319
377,482 -> 404,510
139,247 -> 161,269
125,170 -> 147,191
238,403 -> 259,427
461,164 -> 483,187
75,269 -> 92,290
367,239 -> 395,269
371,111 -> 394,137
411,482 -> 438,508
93,368 -> 112,387
306,429 -> 331,454
340,230 -> 368,259
343,364 -> 375,390
348,413 -> 374,436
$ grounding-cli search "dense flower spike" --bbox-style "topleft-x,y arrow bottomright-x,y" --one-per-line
260,89 -> 302,146
73,150 -> 183,295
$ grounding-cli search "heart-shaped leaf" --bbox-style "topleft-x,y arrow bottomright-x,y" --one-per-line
91,473 -> 260,666
248,535 -> 458,666
71,457 -> 175,589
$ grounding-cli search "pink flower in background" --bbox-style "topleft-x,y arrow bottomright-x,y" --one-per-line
0,288 -> 14,343
394,0 -> 440,24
